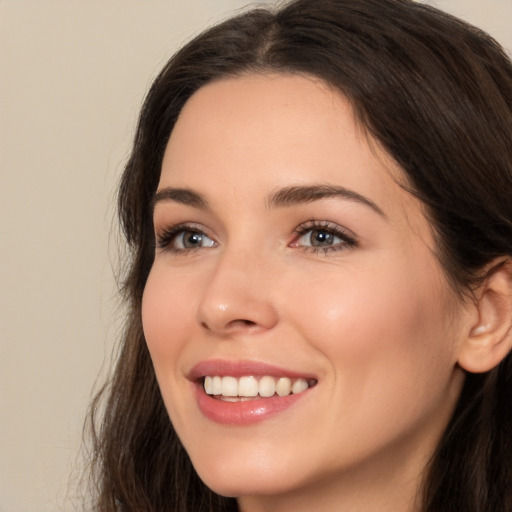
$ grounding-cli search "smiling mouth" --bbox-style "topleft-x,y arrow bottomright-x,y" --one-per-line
203,375 -> 318,401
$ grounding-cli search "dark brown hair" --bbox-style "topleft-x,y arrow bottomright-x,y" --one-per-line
87,1 -> 512,510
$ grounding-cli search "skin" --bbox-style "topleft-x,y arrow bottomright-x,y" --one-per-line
142,73 -> 472,512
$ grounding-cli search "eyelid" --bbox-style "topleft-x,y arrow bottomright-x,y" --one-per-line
155,222 -> 216,252
290,220 -> 358,253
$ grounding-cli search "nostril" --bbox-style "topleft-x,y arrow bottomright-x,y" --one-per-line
200,318 -> 258,333
231,319 -> 257,328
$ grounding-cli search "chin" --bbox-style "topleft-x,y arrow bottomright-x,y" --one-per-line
189,447 -> 308,499
200,473 -> 301,501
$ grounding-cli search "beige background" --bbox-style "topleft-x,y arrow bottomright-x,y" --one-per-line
1,1 -> 510,511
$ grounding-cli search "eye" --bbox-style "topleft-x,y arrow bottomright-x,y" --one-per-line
291,221 -> 357,253
174,230 -> 215,249
156,224 -> 216,252
298,229 -> 339,247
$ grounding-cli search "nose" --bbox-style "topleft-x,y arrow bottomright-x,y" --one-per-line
196,249 -> 279,337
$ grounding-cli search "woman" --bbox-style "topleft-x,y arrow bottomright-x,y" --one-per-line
87,0 -> 512,510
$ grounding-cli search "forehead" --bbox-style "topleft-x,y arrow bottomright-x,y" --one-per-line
160,73 -> 426,232
164,73 -> 361,177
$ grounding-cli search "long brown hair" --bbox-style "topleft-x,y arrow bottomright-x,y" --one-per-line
86,1 -> 512,510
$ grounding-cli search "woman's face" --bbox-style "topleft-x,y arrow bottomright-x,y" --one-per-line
142,74 -> 469,509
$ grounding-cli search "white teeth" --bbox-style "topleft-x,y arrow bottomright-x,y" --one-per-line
292,378 -> 308,394
204,376 -> 213,394
221,376 -> 238,396
238,376 -> 258,397
258,376 -> 276,397
212,376 -> 222,395
203,375 -> 314,398
275,377 -> 291,397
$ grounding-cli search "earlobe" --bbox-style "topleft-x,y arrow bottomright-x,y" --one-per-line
458,259 -> 512,374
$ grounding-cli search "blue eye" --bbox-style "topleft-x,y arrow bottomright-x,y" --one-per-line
297,229 -> 342,247
156,225 -> 216,252
293,221 -> 357,253
173,230 -> 215,250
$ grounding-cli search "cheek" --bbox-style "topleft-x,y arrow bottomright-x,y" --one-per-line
141,264 -> 195,369
285,262 -> 461,464
290,265 -> 424,347
141,264 -> 204,432
288,261 -> 455,397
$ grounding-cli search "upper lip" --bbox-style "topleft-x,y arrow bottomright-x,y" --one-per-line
188,359 -> 318,381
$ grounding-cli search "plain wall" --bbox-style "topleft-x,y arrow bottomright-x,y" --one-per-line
1,1 -> 510,511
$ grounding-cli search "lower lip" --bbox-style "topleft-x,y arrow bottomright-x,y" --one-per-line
194,384 -> 310,425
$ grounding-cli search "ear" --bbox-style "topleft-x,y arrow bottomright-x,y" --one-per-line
458,259 -> 512,374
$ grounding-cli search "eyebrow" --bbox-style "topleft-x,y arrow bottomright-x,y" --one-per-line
152,187 -> 209,210
152,184 -> 385,217
267,184 -> 386,217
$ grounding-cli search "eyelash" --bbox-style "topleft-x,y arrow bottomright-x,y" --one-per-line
292,220 -> 357,254
155,220 -> 357,255
155,223 -> 211,254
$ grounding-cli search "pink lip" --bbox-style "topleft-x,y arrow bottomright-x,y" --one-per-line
188,359 -> 317,380
188,359 -> 317,426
